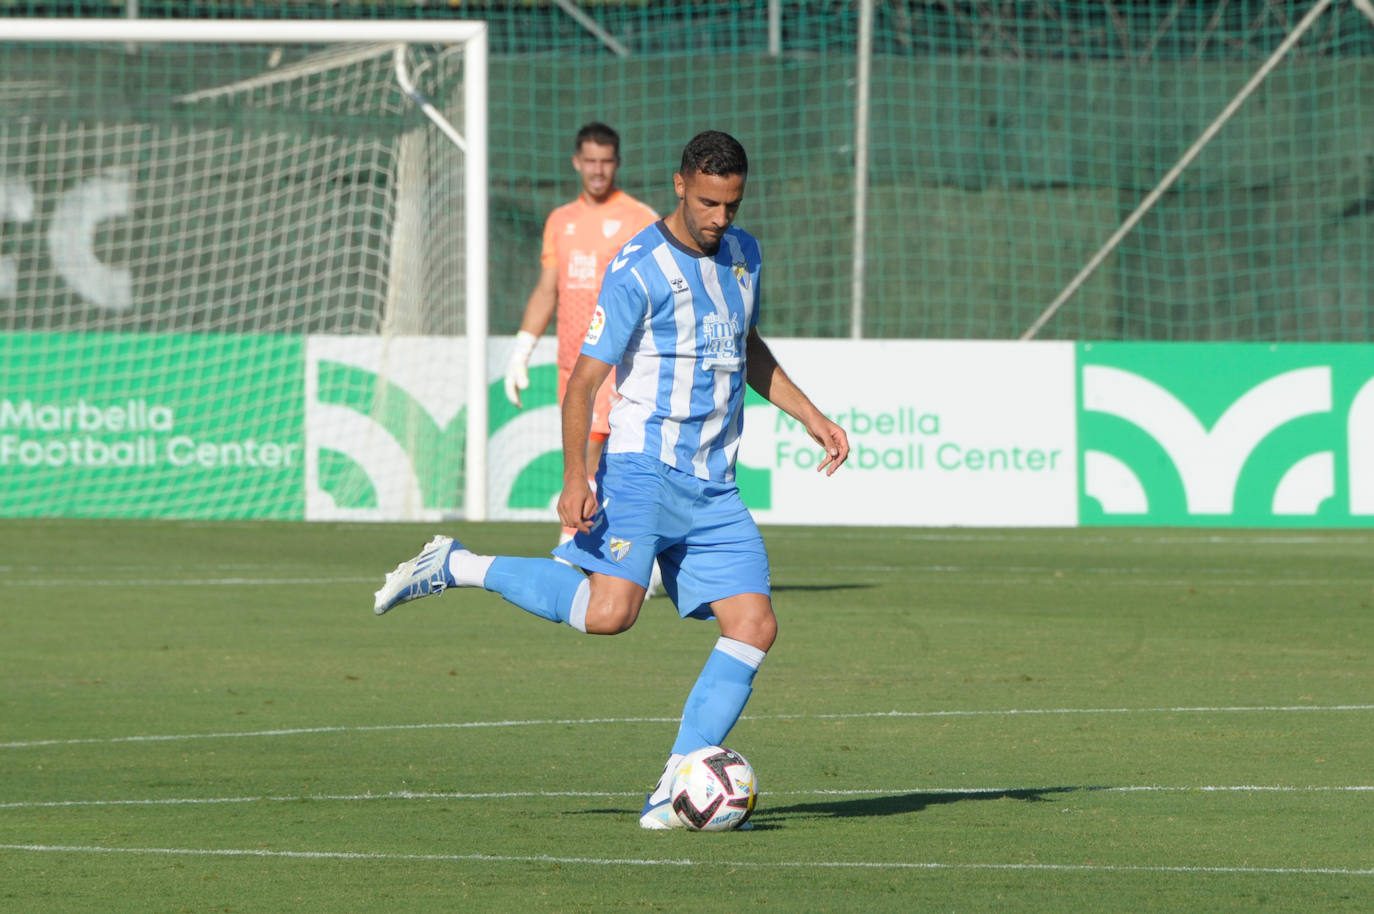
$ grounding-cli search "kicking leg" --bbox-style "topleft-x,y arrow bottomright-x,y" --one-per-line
373,535 -> 647,635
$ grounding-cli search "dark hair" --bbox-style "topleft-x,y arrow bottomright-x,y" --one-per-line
574,122 -> 621,156
679,130 -> 748,178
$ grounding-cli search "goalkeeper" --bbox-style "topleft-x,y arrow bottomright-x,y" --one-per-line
504,122 -> 659,590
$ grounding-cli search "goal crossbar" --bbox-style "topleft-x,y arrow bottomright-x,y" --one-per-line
3,18 -> 485,45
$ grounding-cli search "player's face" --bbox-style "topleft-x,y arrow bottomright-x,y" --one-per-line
673,170 -> 746,254
572,141 -> 620,204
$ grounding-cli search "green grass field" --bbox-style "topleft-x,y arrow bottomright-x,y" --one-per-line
2,519 -> 1371,912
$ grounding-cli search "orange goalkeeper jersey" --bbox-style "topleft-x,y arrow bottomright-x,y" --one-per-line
541,189 -> 658,382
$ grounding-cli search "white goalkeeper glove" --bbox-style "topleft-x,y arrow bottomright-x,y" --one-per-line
504,330 -> 539,408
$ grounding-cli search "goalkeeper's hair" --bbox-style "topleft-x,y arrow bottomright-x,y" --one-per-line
679,130 -> 748,179
574,122 -> 621,156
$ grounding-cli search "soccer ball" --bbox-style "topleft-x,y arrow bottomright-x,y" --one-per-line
670,745 -> 757,831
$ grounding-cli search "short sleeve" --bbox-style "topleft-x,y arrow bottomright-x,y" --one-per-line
580,264 -> 647,366
539,211 -> 558,271
751,260 -> 762,330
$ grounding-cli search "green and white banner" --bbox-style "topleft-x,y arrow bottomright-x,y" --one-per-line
1078,342 -> 1374,527
738,340 -> 1078,526
4,334 -> 1374,527
0,333 -> 303,518
305,336 -> 470,522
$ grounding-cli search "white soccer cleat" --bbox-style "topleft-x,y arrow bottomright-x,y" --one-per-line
639,753 -> 685,830
639,798 -> 681,830
373,534 -> 462,615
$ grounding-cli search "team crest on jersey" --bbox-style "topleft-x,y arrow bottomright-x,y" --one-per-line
608,536 -> 632,561
585,305 -> 607,344
564,222 -> 576,235
701,312 -> 742,371
731,260 -> 750,289
602,219 -> 621,238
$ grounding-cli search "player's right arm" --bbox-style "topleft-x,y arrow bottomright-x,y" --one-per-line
505,263 -> 558,408
558,252 -> 649,530
507,206 -> 566,408
558,354 -> 614,532
518,263 -> 559,337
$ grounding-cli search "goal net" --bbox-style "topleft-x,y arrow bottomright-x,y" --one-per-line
0,19 -> 488,520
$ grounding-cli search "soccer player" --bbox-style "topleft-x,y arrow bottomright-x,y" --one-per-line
373,130 -> 850,830
503,122 -> 659,563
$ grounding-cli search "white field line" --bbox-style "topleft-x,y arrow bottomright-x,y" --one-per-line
767,528 -> 1374,544
4,704 -> 1372,750
3,784 -> 1373,811
0,576 -> 376,587
0,843 -> 1370,876
7,525 -> 1370,546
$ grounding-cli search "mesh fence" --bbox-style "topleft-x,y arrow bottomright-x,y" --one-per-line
3,0 -> 1373,341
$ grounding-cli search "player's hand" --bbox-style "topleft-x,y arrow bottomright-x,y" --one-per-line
557,476 -> 599,533
504,330 -> 538,408
808,417 -> 850,476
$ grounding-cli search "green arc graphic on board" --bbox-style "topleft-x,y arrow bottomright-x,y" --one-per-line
305,338 -> 469,521
1077,343 -> 1374,527
314,359 -> 465,512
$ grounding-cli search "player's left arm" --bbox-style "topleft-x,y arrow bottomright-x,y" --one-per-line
745,328 -> 849,475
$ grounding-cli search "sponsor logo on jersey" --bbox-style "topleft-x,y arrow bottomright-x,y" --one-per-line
701,312 -> 742,371
568,251 -> 597,283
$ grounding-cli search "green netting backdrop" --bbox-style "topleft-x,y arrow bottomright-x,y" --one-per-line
3,1 -> 1373,341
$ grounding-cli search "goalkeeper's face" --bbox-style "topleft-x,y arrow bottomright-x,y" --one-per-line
573,140 -> 621,204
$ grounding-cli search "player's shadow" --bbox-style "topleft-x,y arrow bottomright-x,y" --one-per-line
751,786 -> 1081,828
578,786 -> 1083,828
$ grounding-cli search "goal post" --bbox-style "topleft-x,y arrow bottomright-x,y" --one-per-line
1,19 -> 489,521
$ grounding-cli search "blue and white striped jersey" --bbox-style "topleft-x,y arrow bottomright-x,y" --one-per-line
581,219 -> 762,482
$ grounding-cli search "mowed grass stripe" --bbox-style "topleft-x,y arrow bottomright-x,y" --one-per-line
3,704 -> 1370,749
4,843 -> 1373,877
5,783 -> 1374,810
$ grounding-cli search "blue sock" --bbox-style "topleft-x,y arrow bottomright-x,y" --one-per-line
482,557 -> 589,629
670,638 -> 765,756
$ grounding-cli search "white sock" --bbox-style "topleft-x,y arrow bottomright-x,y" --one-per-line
713,636 -> 767,670
448,550 -> 495,588
567,578 -> 590,633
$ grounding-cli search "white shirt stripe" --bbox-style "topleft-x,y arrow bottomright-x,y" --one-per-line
584,222 -> 762,482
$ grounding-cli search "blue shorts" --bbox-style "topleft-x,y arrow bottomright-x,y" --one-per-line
552,452 -> 770,620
